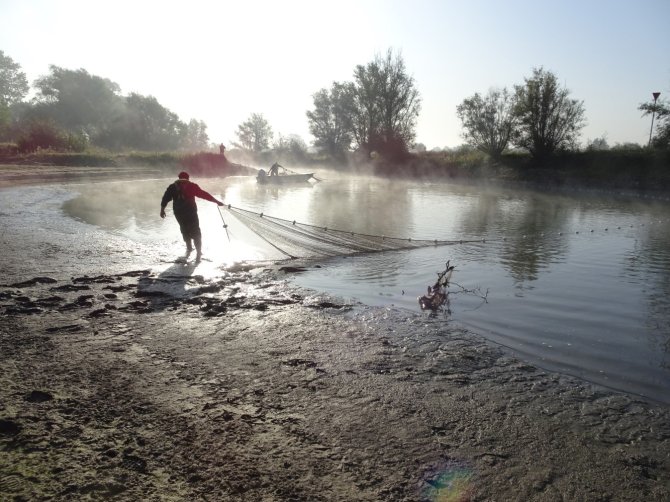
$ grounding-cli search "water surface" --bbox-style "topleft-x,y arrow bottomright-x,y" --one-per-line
62,173 -> 670,404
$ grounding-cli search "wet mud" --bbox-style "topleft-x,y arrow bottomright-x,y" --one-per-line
1,169 -> 669,501
2,266 -> 669,501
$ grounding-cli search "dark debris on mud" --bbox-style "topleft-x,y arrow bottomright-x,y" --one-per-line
0,268 -> 350,319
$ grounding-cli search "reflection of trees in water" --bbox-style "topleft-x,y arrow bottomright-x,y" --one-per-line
232,177 -> 413,235
62,181 -> 169,230
458,192 -> 571,284
456,191 -> 507,237
308,178 -> 413,238
624,213 -> 670,364
236,179 -> 284,207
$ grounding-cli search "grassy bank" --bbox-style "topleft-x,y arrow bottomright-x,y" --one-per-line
498,149 -> 670,192
0,149 -> 256,178
1,146 -> 668,195
0,149 -> 181,169
378,148 -> 670,195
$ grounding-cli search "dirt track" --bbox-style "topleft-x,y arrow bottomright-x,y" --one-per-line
1,168 -> 669,501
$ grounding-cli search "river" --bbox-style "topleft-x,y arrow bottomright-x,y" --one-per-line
54,172 -> 670,404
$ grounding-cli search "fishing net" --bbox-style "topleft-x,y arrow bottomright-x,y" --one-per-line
223,205 -> 472,260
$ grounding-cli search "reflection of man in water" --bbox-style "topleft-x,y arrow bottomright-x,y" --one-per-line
160,171 -> 224,261
269,162 -> 282,176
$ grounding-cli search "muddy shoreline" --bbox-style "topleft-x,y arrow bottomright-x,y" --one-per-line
1,168 -> 669,501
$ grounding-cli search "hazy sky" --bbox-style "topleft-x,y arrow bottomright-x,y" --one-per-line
2,0 -> 669,149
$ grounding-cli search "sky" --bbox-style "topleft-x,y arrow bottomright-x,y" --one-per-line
2,0 -> 669,150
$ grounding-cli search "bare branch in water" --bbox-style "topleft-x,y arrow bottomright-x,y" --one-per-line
449,281 -> 489,303
418,260 -> 488,314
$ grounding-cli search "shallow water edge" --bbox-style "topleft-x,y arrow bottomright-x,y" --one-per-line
1,170 -> 669,500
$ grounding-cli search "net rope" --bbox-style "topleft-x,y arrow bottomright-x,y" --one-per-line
223,205 -> 480,259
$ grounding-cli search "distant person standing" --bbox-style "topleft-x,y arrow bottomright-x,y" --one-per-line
269,162 -> 282,176
219,143 -> 226,155
160,171 -> 224,261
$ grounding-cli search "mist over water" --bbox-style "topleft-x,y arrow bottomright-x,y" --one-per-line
60,173 -> 670,404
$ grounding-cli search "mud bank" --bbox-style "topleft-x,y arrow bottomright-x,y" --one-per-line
1,171 -> 669,501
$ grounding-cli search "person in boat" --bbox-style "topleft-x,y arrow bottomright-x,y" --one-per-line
160,171 -> 224,261
219,143 -> 226,155
269,162 -> 283,176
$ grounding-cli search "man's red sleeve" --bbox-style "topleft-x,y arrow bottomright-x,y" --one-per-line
192,184 -> 219,203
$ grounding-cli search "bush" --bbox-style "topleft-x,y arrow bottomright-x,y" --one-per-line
66,131 -> 90,152
0,142 -> 18,155
124,152 -> 180,167
16,120 -> 68,153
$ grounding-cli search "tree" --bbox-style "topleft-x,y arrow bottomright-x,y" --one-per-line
84,92 -> 187,151
183,119 -> 209,151
456,88 -> 517,159
234,113 -> 273,152
22,66 -> 193,151
0,51 -> 29,138
119,93 -> 186,151
639,98 -> 670,149
273,133 -> 308,163
31,66 -> 124,139
653,109 -> 670,149
585,136 -> 609,151
16,119 -> 69,153
351,49 -> 421,160
0,50 -> 29,107
513,67 -> 586,159
611,142 -> 643,151
286,134 -> 308,161
0,105 -> 10,139
306,81 -> 355,160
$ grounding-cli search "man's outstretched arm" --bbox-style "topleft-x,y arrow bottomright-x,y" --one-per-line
194,185 -> 224,206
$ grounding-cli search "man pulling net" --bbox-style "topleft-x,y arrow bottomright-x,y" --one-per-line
160,171 -> 224,262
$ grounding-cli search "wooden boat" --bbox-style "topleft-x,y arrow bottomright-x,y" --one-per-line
256,172 -> 315,185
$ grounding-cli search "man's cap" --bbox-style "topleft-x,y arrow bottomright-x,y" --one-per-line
178,171 -> 190,179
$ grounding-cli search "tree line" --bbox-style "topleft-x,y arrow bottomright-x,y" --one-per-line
1,49 -> 667,161
0,52 -> 209,153
456,68 -> 669,159
226,49 -> 421,163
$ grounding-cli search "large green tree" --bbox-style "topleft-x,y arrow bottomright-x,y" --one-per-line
183,119 -> 209,151
351,49 -> 421,160
0,50 -> 29,106
513,67 -> 585,159
306,81 -> 355,160
456,88 -> 517,159
31,66 -> 124,139
0,51 -> 29,138
28,66 -> 194,151
115,93 -> 186,151
234,113 -> 273,152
